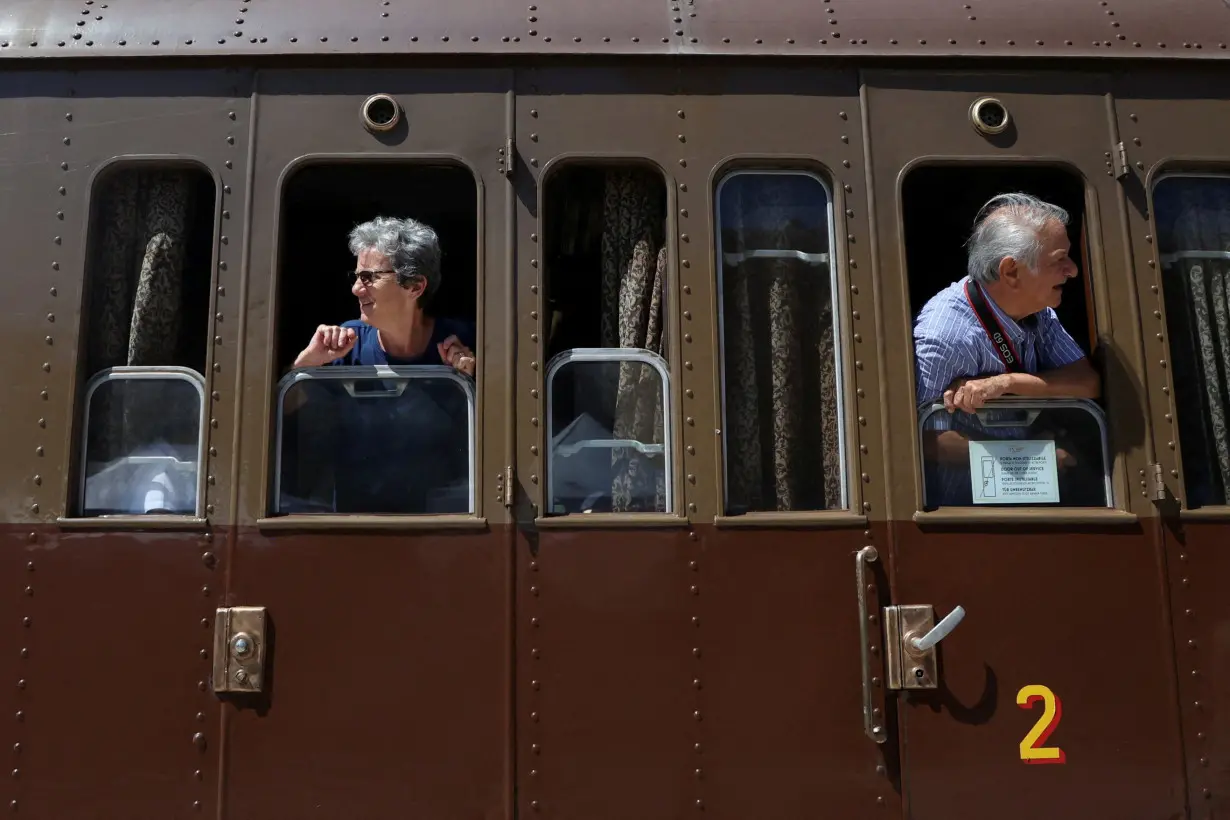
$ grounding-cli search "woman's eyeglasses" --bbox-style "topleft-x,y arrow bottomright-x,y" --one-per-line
346,269 -> 396,286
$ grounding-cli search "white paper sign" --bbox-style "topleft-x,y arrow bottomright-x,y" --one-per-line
967,439 -> 1060,504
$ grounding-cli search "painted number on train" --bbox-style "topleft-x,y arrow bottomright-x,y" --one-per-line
1017,684 -> 1066,764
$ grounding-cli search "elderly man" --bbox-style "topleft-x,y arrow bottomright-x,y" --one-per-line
913,193 -> 1101,504
294,216 -> 476,375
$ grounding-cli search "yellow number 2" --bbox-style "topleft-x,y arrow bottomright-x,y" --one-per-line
1017,684 -> 1066,764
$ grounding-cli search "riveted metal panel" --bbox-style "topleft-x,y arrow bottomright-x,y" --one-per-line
675,66 -> 895,819
227,67 -> 512,819
0,67 -> 245,819
1112,67 -> 1230,816
864,70 -> 1186,818
14,529 -> 226,817
0,0 -> 1226,59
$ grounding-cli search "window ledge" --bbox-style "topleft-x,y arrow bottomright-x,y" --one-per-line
913,508 -> 1139,528
714,512 -> 868,529
56,515 -> 210,532
534,513 -> 690,530
256,515 -> 488,533
1180,507 -> 1230,521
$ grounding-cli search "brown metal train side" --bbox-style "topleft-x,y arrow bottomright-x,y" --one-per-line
1,1 -> 1228,818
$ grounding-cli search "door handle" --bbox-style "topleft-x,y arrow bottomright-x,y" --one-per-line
854,546 -> 886,743
884,603 -> 965,690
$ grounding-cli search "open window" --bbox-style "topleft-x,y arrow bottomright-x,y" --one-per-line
902,165 -> 1110,511
541,164 -> 671,515
715,169 -> 846,514
270,162 -> 480,517
73,165 -> 216,518
1152,173 -> 1230,508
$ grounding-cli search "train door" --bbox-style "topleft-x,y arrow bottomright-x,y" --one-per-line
864,71 -> 1187,818
1113,68 -> 1230,817
511,62 -> 896,818
225,70 -> 513,818
3,69 -> 245,818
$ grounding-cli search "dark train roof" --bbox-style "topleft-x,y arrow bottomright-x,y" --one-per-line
0,0 -> 1227,62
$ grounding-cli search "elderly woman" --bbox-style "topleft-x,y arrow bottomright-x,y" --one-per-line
293,216 -> 476,375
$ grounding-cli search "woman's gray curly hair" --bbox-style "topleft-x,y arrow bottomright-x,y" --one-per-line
348,216 -> 441,307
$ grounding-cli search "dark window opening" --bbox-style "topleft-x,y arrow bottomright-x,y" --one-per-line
903,165 -> 1110,510
74,165 -> 216,517
275,163 -> 478,373
542,164 -> 671,514
1153,173 -> 1230,508
903,165 -> 1094,356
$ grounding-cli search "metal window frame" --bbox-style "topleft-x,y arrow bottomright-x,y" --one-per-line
543,347 -> 673,515
917,397 -> 1113,509
77,365 -> 209,518
272,364 -> 477,516
712,168 -> 848,513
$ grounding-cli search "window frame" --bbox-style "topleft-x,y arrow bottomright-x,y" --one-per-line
74,365 -> 209,519
917,397 -> 1114,510
1149,169 -> 1230,514
712,167 -> 849,515
270,364 -> 478,517
543,346 -> 674,517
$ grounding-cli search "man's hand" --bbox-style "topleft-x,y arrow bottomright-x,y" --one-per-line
294,325 -> 357,368
943,374 -> 1010,413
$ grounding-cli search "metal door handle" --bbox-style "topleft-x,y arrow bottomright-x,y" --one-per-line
909,605 -> 965,652
854,546 -> 885,743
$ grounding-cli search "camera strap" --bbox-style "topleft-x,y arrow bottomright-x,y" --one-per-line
964,279 -> 1025,373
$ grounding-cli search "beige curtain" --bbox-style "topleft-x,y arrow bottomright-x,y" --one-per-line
599,168 -> 668,512
1161,183 -> 1230,506
721,176 -> 842,511
87,170 -> 194,461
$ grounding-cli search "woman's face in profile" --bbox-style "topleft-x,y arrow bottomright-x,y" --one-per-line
352,248 -> 419,325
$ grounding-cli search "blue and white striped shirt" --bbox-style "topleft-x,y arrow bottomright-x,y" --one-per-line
913,276 -> 1088,505
914,276 -> 1087,407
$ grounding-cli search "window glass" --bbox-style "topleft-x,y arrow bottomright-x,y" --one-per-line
80,370 -> 205,516
715,171 -> 845,513
1153,174 -> 1230,507
546,350 -> 670,514
541,164 -> 672,516
275,367 -> 475,515
918,400 -> 1111,509
76,165 -> 216,517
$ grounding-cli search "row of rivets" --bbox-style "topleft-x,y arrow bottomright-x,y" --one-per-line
13,541 -> 35,812
524,93 -> 543,805
676,108 -> 700,516
838,113 -> 873,515
1128,111 -> 1209,805
688,537 -> 704,808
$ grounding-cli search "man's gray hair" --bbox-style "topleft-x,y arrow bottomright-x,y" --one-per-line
348,216 -> 442,302
966,192 -> 1069,284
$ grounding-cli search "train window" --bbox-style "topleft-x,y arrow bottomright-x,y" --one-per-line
74,165 -> 217,517
79,369 -> 206,516
274,367 -> 475,514
272,163 -> 479,516
546,350 -> 671,514
542,164 -> 672,514
715,170 -> 845,513
919,400 -> 1111,508
903,166 -> 1110,511
1153,173 -> 1230,507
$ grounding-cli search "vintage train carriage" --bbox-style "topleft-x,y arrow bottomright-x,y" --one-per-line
2,0 -> 1229,817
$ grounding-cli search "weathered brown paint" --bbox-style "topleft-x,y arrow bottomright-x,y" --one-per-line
0,8 -> 1228,818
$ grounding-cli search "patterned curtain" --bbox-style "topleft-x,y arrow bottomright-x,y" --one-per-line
1160,182 -> 1230,507
87,170 -> 194,461
599,168 -> 668,512
721,176 -> 842,511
